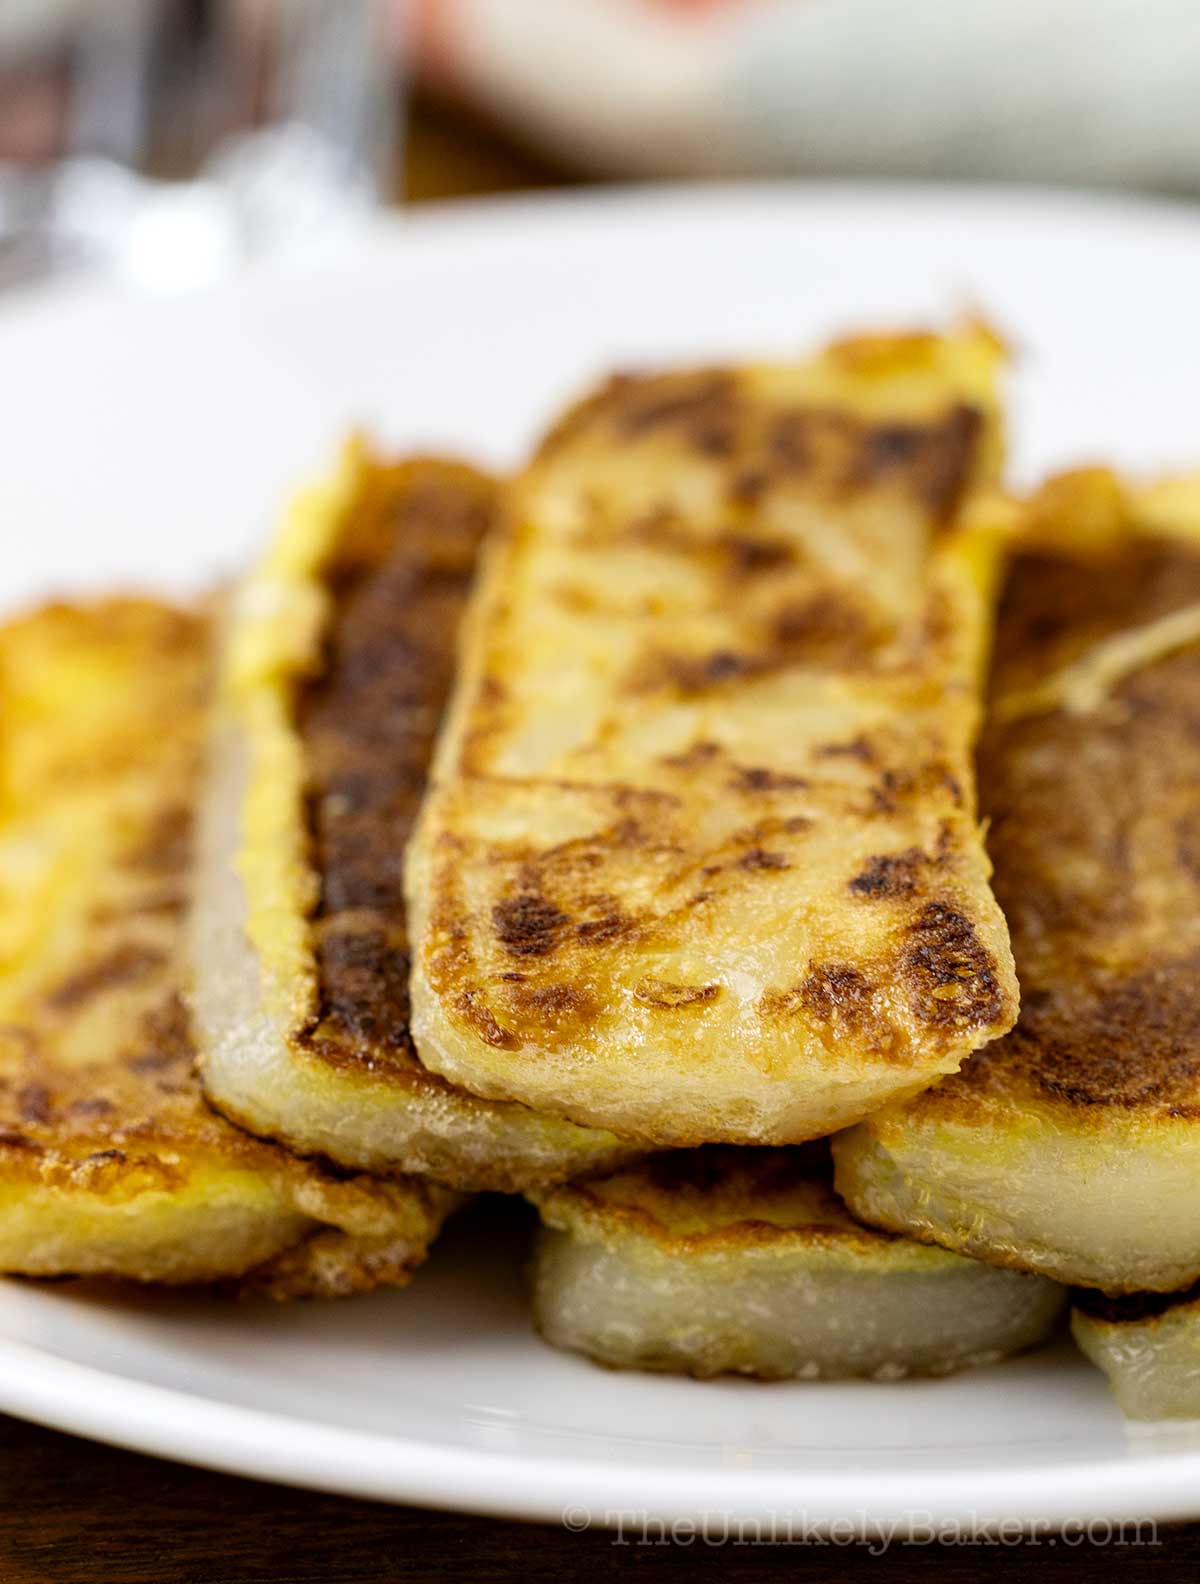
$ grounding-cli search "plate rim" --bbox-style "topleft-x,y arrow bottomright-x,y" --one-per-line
6,173 -> 1200,330
1,1330 -> 1199,1530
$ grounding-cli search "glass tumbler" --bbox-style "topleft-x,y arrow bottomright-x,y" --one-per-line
0,0 -> 400,291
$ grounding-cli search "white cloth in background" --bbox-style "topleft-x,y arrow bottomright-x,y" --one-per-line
415,0 -> 1200,190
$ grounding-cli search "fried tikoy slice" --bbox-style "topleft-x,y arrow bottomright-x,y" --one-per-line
408,324 -> 1018,1146
835,469 -> 1200,1294
0,599 -> 455,1295
1072,1285 -> 1200,1420
191,446 -> 634,1192
529,1147 -> 1064,1379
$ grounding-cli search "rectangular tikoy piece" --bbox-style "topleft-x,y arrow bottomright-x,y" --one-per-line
409,325 -> 1018,1145
835,469 -> 1200,1292
192,445 -> 635,1191
529,1147 -> 1064,1379
0,599 -> 454,1295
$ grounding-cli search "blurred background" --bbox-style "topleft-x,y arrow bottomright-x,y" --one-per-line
1,0 -> 1198,291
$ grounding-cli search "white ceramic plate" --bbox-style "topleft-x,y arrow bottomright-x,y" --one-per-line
2,183 -> 1200,1533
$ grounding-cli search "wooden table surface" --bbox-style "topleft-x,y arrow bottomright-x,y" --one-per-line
3,94 -> 1197,1582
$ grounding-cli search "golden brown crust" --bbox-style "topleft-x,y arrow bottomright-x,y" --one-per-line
0,599 -> 452,1289
540,367 -> 984,524
923,528 -> 1200,1120
0,602 -> 229,1172
296,460 -> 495,1077
1072,1278 -> 1200,1327
531,1144 -> 923,1260
236,1224 -> 441,1300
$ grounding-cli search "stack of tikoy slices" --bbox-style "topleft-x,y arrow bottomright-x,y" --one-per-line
4,321 -> 1198,1414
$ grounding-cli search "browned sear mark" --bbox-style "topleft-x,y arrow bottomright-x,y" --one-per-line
759,965 -> 890,1042
1074,1277 -> 1200,1326
295,461 -> 494,1058
715,531 -> 795,576
575,910 -> 631,944
770,591 -> 887,665
43,943 -> 167,1012
795,964 -> 876,1022
657,648 -> 755,694
68,1097 -> 115,1119
497,980 -> 598,1042
16,1083 -> 51,1125
455,989 -> 519,1050
816,735 -> 876,764
544,364 -> 983,520
850,848 -> 925,899
308,928 -> 413,1055
609,372 -> 741,458
634,978 -> 721,1009
761,401 -> 982,519
121,803 -> 192,875
725,470 -> 768,507
730,765 -> 810,793
661,740 -> 722,772
902,901 -> 1001,1028
739,848 -> 790,872
867,768 -> 915,816
849,404 -> 982,520
630,586 -> 888,698
0,1131 -> 41,1153
759,964 -> 911,1061
964,956 -> 1200,1113
492,894 -> 569,959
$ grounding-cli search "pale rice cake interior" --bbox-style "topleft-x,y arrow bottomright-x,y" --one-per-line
1072,1282 -> 1200,1420
529,1146 -> 1064,1379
